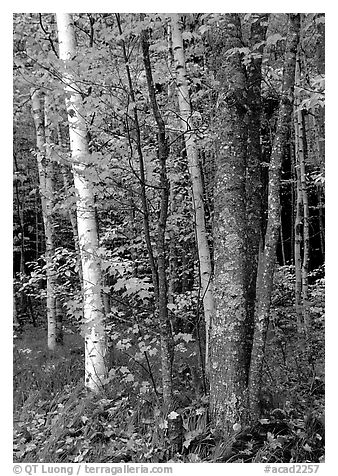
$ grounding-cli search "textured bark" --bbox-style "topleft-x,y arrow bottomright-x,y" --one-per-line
31,89 -> 62,350
141,28 -> 173,411
248,14 -> 300,419
244,13 -> 268,374
168,180 -> 178,304
315,13 -> 325,173
318,190 -> 325,257
208,14 -> 249,434
171,13 -> 214,368
294,55 -> 310,336
57,122 -> 83,286
61,164 -> 84,286
294,157 -> 303,331
56,13 -> 107,392
44,95 -> 63,346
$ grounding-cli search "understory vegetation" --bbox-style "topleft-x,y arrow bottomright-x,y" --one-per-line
14,266 -> 324,463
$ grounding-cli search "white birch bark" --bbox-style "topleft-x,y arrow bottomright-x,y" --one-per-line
294,54 -> 310,336
170,14 -> 214,367
56,13 -> 107,392
31,89 -> 60,350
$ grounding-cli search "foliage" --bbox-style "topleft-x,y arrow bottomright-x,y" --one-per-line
14,265 -> 324,463
13,12 -> 325,464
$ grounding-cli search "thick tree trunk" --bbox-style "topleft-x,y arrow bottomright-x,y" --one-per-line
56,13 -> 107,392
31,89 -> 62,350
171,13 -> 214,368
208,14 -> 249,434
248,14 -> 300,420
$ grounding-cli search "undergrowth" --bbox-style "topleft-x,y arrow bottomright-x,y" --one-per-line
13,267 -> 325,463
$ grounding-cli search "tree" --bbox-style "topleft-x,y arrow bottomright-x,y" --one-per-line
56,13 -> 107,392
141,25 -> 174,411
293,48 -> 310,335
208,13 -> 250,434
170,13 -> 214,368
31,89 -> 63,350
248,13 -> 300,419
13,13 -> 325,463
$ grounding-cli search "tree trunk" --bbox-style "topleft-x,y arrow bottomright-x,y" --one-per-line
248,14 -> 300,420
315,13 -> 325,174
141,27 -> 174,411
294,53 -> 311,335
44,94 -> 64,346
171,13 -> 214,369
115,14 -> 159,301
294,154 -> 303,331
208,14 -> 249,434
245,13 -> 268,373
56,13 -> 107,392
31,89 -> 61,350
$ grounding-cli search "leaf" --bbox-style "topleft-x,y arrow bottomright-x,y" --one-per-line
182,31 -> 193,41
168,411 -> 180,420
303,443 -> 312,452
266,33 -> 285,46
183,429 -> 202,448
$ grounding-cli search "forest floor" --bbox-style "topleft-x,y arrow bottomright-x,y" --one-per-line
13,310 -> 324,463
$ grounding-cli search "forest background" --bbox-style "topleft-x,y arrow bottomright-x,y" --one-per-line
4,1 -> 337,471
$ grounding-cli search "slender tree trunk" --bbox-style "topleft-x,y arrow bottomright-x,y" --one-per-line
44,94 -> 63,346
141,27 -> 174,411
280,211 -> 286,266
245,13 -> 268,373
290,141 -> 295,263
115,14 -> 159,300
208,14 -> 249,434
31,89 -> 61,350
315,13 -> 325,174
294,156 -> 303,331
56,13 -> 107,392
293,61 -> 304,331
35,191 -> 40,259
168,180 -> 178,304
294,55 -> 310,336
318,190 -> 325,258
13,295 -> 20,328
248,14 -> 300,420
171,13 -> 214,368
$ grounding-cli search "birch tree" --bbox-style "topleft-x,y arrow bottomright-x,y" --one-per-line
294,51 -> 310,336
56,13 -> 107,392
31,89 -> 62,350
170,13 -> 214,367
